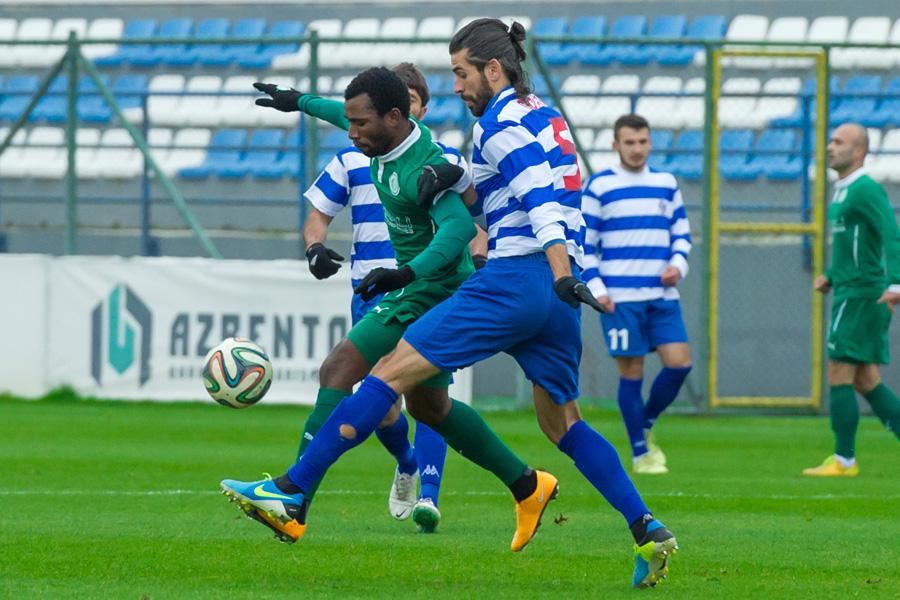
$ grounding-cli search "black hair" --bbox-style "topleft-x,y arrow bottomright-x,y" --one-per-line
449,18 -> 531,99
613,114 -> 651,139
392,62 -> 430,108
344,67 -> 411,118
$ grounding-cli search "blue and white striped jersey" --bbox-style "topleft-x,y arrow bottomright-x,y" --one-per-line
581,165 -> 692,303
304,141 -> 470,288
471,87 -> 585,264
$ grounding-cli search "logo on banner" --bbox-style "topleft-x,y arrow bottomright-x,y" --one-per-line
90,284 -> 152,386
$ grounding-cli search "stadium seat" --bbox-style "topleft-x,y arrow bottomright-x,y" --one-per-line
592,75 -> 640,127
756,17 -> 809,68
272,18 -> 337,70
560,75 -> 602,127
587,15 -> 646,66
93,19 -> 157,67
657,14 -> 726,66
808,16 -> 849,44
163,128 -> 210,176
672,77 -> 706,129
172,76 -> 224,127
146,127 -> 173,166
718,78 -> 761,128
146,74 -> 186,126
416,17 -> 456,68
566,16 -> 608,65
592,128 -> 613,151
889,19 -> 900,69
876,129 -> 900,183
11,18 -> 53,68
376,17 -> 417,66
215,128 -> 281,179
0,19 -> 18,68
34,19 -> 89,68
23,127 -> 66,179
831,75 -> 884,127
635,76 -> 682,128
218,18 -> 265,66
622,15 -> 686,66
180,128 -> 246,179
832,17 -> 891,69
573,127 -> 595,151
438,129 -> 465,150
172,18 -> 230,67
532,17 -> 568,65
668,130 -> 703,180
751,129 -> 801,181
588,151 -> 617,172
130,18 -> 193,67
720,129 -> 761,181
725,15 -> 769,42
327,18 -> 380,68
756,78 -> 801,126
237,20 -> 304,69
873,78 -> 900,127
0,128 -> 27,177
216,75 -> 258,127
0,75 -> 40,122
82,18 -> 125,62
78,128 -> 142,179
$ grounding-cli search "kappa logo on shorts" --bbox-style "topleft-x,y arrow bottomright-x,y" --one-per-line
422,465 -> 440,477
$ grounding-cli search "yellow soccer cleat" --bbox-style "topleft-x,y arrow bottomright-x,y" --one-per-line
802,455 -> 859,477
645,429 -> 667,467
633,452 -> 669,475
510,470 -> 558,552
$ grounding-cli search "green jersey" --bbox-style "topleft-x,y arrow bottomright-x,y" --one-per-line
826,169 -> 900,299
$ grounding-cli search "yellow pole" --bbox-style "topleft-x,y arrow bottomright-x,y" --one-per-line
708,48 -> 722,408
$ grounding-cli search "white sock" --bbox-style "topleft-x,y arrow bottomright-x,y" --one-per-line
834,454 -> 856,468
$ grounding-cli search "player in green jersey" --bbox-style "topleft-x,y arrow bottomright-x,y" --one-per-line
804,122 -> 900,477
221,68 -> 555,550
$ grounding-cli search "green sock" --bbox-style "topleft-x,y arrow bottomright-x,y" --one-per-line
295,387 -> 347,501
863,383 -> 900,440
830,384 -> 859,458
432,399 -> 528,485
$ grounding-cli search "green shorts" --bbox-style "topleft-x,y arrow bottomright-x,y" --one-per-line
827,295 -> 892,364
346,276 -> 464,389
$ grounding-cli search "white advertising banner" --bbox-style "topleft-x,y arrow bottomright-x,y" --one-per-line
0,254 -> 471,405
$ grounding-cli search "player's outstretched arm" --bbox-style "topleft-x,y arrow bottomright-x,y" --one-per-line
253,82 -> 350,130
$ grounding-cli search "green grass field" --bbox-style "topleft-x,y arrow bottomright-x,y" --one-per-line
0,393 -> 897,599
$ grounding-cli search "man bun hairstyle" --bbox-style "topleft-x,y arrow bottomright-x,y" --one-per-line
344,66 -> 411,118
449,18 -> 531,99
392,62 -> 430,108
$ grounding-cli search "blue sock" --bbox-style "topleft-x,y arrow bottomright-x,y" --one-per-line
414,421 -> 447,506
287,375 -> 397,492
558,420 -> 650,525
618,377 -> 647,457
375,412 -> 417,475
644,366 -> 691,429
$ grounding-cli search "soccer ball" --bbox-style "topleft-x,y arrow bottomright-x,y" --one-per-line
202,337 -> 273,408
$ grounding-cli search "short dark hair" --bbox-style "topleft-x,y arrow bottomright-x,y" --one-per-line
392,62 -> 430,108
613,114 -> 651,139
449,18 -> 531,99
344,67 -> 410,118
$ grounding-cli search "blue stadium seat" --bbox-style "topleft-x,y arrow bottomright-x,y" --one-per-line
269,129 -> 303,179
94,19 -> 157,67
769,76 -> 840,128
320,129 -> 349,151
74,75 -> 116,122
223,19 -> 267,65
220,129 -> 284,178
112,74 -> 149,109
649,129 -> 674,168
620,15 -> 686,66
236,20 -> 304,69
657,15 -> 726,66
130,18 -> 193,67
0,75 -> 40,122
587,15 -> 646,66
180,128 -> 246,179
171,18 -> 231,67
565,16 -> 607,66
720,129 -> 759,181
830,75 -> 883,127
668,130 -> 703,179
532,17 -> 569,66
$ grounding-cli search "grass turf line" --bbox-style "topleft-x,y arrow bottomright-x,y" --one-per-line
0,394 -> 897,598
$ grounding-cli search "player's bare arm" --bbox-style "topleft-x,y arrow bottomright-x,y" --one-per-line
814,274 -> 832,294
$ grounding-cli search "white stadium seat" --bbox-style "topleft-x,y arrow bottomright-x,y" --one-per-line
160,128 -> 211,177
40,19 -> 89,67
879,129 -> 900,183
255,76 -> 303,126
574,127 -> 595,150
832,17 -> 892,69
146,75 -> 186,126
635,76 -> 683,128
592,128 -> 614,151
438,129 -> 464,150
726,15 -> 769,42
0,19 -> 17,67
376,17 -> 417,66
216,76 -> 258,127
588,151 -> 617,172
146,128 -> 174,166
12,18 -> 53,68
593,75 -> 640,127
756,77 -> 801,125
560,75 -> 601,127
673,78 -> 706,129
0,128 -> 27,177
173,76 -> 224,127
417,16 -> 455,68
807,16 -> 849,44
78,128 -> 142,179
272,19 -> 341,71
889,19 -> 900,68
719,77 -> 761,128
82,18 -> 124,61
325,18 -> 380,69
24,127 -> 66,179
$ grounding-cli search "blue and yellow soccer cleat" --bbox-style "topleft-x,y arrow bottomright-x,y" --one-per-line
632,520 -> 678,589
220,476 -> 307,543
412,498 -> 441,533
510,470 -> 558,552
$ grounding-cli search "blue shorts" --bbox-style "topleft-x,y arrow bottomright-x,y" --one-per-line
403,253 -> 582,404
351,291 -> 385,326
599,299 -> 688,357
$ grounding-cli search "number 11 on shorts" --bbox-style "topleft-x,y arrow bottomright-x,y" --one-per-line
608,328 -> 629,351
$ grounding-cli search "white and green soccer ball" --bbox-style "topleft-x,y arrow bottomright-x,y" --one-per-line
202,337 -> 273,408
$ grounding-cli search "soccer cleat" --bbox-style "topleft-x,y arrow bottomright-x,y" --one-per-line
412,498 -> 441,533
510,470 -> 558,552
645,429 -> 667,467
220,477 -> 307,543
389,467 -> 419,520
632,521 -> 678,589
802,455 -> 859,477
633,452 -> 668,475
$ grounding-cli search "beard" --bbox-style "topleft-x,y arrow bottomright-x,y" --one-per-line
463,74 -> 495,117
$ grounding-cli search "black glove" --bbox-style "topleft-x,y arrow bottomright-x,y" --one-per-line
417,163 -> 465,206
554,276 -> 605,312
353,266 -> 415,301
253,82 -> 303,112
472,254 -> 488,270
305,243 -> 344,280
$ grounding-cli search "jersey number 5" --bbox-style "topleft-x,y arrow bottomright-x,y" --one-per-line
549,117 -> 582,191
